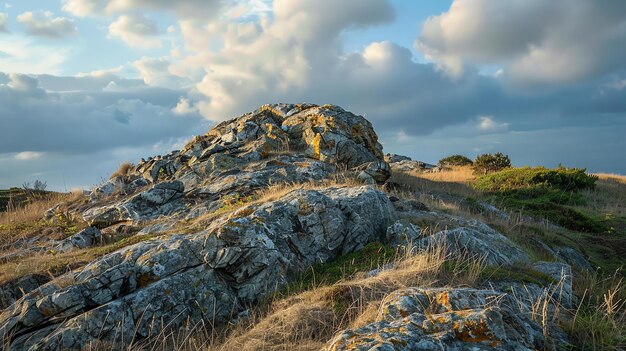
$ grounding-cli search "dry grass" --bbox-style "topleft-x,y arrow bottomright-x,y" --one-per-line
594,173 -> 626,184
0,190 -> 90,284
0,191 -> 83,246
390,168 -> 477,201
412,166 -> 476,183
110,162 -> 134,179
566,272 -> 626,350
582,176 -> 626,217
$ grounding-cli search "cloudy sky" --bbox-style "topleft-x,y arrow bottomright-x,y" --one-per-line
1,0 -> 625,190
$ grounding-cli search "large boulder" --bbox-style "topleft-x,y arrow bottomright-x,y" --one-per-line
0,186 -> 396,350
326,287 -> 562,351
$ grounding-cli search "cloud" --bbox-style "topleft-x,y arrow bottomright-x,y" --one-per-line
109,14 -> 161,48
417,0 -> 626,85
183,0 -> 394,120
133,56 -> 190,88
14,151 -> 44,160
63,0 -> 222,20
477,116 -> 508,133
0,12 -> 7,32
17,11 -> 77,38
0,73 -> 206,188
0,36 -> 70,74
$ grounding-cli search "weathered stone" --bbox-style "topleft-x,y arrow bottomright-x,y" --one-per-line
56,227 -> 102,252
0,186 -> 396,350
82,181 -> 185,227
417,224 -> 531,266
385,220 -> 421,247
0,274 -> 50,310
326,287 -> 557,351
356,160 -> 391,184
384,153 -> 411,163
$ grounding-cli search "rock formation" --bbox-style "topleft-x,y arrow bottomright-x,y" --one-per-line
0,104 -> 577,350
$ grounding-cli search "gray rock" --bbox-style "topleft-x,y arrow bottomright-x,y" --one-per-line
385,220 -> 421,247
384,153 -> 411,163
532,261 -> 573,308
417,225 -> 531,266
56,227 -> 102,252
0,186 -> 396,350
0,274 -> 50,310
356,160 -> 391,184
83,181 -> 185,227
326,287 -> 559,351
389,159 -> 437,173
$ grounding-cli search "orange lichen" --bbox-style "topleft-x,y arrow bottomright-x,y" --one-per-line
265,123 -> 285,140
436,292 -> 452,311
260,104 -> 282,117
312,133 -> 322,159
453,319 -> 498,345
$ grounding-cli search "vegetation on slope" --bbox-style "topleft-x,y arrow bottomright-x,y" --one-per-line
474,166 -> 606,232
1,162 -> 624,350
390,165 -> 626,350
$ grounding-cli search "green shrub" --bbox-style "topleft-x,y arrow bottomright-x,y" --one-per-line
474,167 -> 606,233
473,152 -> 511,173
438,154 -> 473,167
473,166 -> 597,193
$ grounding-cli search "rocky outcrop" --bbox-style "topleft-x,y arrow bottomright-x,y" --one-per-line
385,154 -> 439,174
326,287 -> 563,350
0,103 -> 586,350
0,187 -> 396,350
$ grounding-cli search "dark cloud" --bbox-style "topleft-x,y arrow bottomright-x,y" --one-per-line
0,73 -> 206,189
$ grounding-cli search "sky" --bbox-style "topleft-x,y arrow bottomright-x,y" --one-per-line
0,0 -> 625,190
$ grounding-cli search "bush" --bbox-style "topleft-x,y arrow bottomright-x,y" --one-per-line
438,154 -> 473,167
473,166 -> 597,193
473,167 -> 605,232
473,152 -> 511,173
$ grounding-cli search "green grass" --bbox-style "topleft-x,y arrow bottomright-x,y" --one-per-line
473,167 -> 609,233
277,242 -> 397,297
473,166 -> 597,193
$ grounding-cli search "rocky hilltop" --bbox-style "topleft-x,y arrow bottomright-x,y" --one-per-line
0,104 -> 590,350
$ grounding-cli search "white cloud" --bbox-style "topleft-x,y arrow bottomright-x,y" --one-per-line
417,0 -> 626,85
0,12 -> 7,32
172,97 -> 197,115
0,36 -> 69,74
17,11 -> 77,38
133,56 -> 190,88
181,0 -> 394,120
14,151 -> 44,160
109,14 -> 160,48
477,115 -> 508,133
